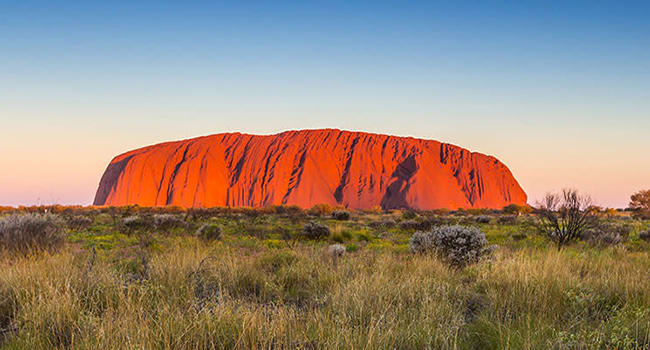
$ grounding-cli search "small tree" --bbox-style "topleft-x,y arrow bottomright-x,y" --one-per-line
629,190 -> 650,211
536,189 -> 597,250
503,203 -> 533,216
629,190 -> 650,219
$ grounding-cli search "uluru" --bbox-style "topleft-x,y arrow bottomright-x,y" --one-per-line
94,129 -> 527,210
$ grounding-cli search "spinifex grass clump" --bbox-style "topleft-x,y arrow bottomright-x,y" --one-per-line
0,214 -> 65,255
410,225 -> 488,268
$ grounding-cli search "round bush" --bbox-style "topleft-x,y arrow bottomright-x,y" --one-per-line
331,210 -> 350,221
301,222 -> 330,240
409,225 -> 488,268
195,223 -> 222,242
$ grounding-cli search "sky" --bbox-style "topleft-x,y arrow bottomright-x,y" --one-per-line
1,1 -> 649,209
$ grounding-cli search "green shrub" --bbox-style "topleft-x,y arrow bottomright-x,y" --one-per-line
503,203 -> 532,215
254,250 -> 300,273
195,223 -> 222,242
356,231 -> 371,242
331,233 -> 344,243
346,243 -> 359,252
0,214 -> 65,255
401,210 -> 418,220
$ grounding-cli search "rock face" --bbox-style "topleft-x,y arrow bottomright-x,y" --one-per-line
94,129 -> 527,209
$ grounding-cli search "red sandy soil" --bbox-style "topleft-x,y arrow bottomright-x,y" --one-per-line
94,129 -> 527,210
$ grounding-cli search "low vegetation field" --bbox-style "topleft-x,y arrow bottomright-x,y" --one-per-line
0,205 -> 649,349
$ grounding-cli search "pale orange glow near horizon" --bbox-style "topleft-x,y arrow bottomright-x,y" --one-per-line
1,112 -> 647,209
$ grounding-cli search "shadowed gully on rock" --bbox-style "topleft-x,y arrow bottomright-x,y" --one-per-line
94,129 -> 527,210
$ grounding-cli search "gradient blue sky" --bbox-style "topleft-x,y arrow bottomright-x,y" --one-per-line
1,1 -> 649,208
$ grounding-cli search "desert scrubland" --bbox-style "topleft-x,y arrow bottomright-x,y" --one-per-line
0,204 -> 648,349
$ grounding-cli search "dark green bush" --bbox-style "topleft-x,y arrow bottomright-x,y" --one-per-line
401,210 -> 418,220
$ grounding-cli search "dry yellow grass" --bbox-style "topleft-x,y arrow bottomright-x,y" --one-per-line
0,240 -> 648,349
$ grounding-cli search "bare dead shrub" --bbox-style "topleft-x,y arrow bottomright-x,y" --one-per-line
536,189 -> 598,250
